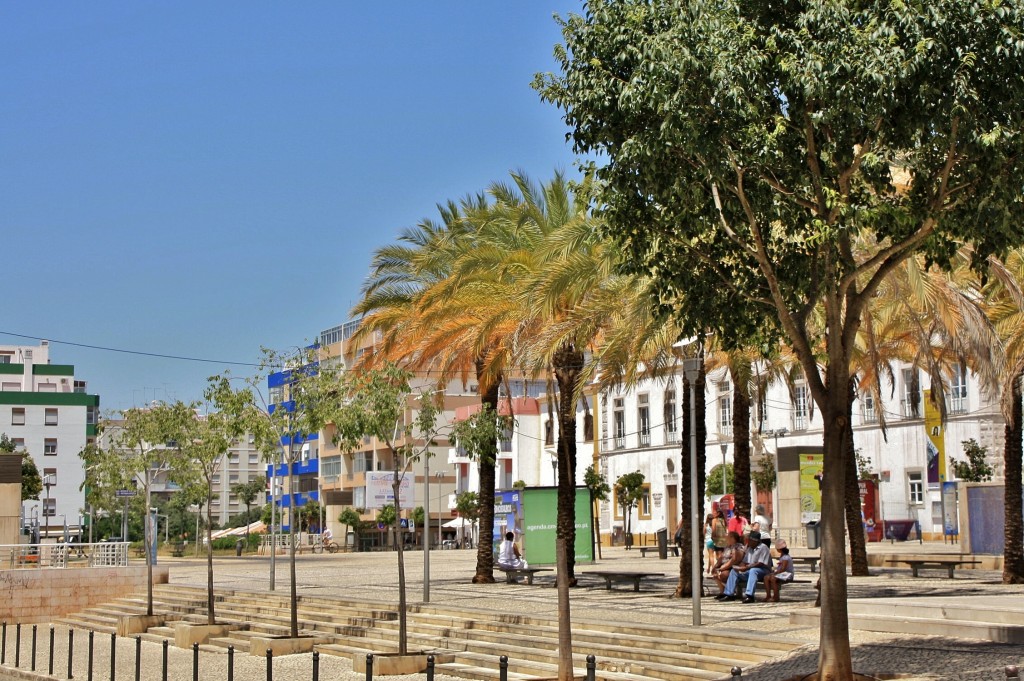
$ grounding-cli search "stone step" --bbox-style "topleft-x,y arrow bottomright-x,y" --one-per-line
447,650 -> 719,681
847,597 -> 1024,627
790,610 -> 1024,644
433,662 -> 537,681
57,617 -> 116,635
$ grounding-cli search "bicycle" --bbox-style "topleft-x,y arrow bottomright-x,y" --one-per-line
312,537 -> 340,554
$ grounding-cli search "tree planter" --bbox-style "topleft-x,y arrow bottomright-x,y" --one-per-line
116,615 -> 165,637
783,674 -> 932,680
351,652 -> 455,675
248,635 -> 326,657
173,623 -> 238,649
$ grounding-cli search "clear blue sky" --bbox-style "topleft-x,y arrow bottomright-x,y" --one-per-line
1,2 -> 584,411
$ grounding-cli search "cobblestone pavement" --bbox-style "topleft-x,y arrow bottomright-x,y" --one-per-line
2,541 -> 1023,680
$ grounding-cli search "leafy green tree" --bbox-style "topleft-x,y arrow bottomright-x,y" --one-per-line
331,362 -> 443,655
2,434 -> 42,501
454,491 -> 480,523
705,464 -> 735,499
230,476 -> 266,540
451,405 -> 511,559
338,507 -> 362,546
538,3 -> 1024,676
950,439 -> 994,483
376,504 -> 397,528
752,456 -> 777,494
583,465 -> 610,560
614,471 -> 645,540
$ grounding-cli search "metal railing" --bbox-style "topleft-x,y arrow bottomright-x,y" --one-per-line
0,543 -> 128,569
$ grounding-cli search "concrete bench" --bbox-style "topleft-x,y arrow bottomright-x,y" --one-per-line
792,556 -> 820,573
589,571 -> 664,592
497,567 -> 550,584
170,544 -> 186,557
638,546 -> 679,558
887,558 -> 981,578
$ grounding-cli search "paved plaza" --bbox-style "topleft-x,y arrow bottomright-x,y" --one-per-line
2,540 -> 1023,680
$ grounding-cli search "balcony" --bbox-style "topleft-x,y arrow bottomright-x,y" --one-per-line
614,437 -> 625,450
664,430 -> 680,444
638,432 -> 651,447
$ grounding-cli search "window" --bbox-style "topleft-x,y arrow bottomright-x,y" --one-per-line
793,385 -> 809,431
718,396 -> 732,436
637,394 -> 651,447
229,476 -> 239,484
11,438 -> 24,450
950,364 -> 968,414
901,368 -> 921,419
1,382 -> 20,392
268,386 -> 285,406
86,406 -> 97,425
908,470 -> 924,505
862,393 -> 877,424
45,408 -> 58,426
353,452 -> 373,474
583,412 -> 594,442
43,438 -> 57,456
43,498 -> 56,517
321,456 -> 341,479
38,382 -> 57,393
74,380 -> 87,394
212,475 -> 221,484
664,389 -> 678,442
43,467 -> 57,482
613,398 -> 625,449
500,425 -> 513,452
638,484 -> 652,520
11,408 -> 25,426
249,454 -> 259,464
544,419 -> 554,446
0,354 -> 9,363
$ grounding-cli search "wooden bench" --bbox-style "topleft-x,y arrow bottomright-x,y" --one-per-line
638,546 -> 679,558
497,567 -> 550,584
792,556 -> 820,573
589,571 -> 663,592
132,547 -> 146,558
170,544 -> 186,557
886,558 -> 981,578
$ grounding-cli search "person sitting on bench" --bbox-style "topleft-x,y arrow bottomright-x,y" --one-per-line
498,531 -> 528,570
716,530 -> 771,604
711,531 -> 744,595
763,545 -> 794,602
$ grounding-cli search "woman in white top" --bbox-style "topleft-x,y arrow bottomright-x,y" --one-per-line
751,505 -> 772,536
498,531 -> 527,569
763,547 -> 794,602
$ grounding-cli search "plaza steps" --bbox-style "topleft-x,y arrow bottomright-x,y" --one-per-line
790,596 -> 1024,644
57,584 -> 802,681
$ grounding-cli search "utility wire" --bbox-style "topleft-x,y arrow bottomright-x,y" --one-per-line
0,331 -> 260,367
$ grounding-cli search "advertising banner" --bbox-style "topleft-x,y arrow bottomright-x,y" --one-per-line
924,388 -> 946,485
521,487 -> 592,566
492,490 -> 525,561
366,472 -> 415,509
942,481 -> 959,537
859,479 -> 882,542
799,454 -> 824,523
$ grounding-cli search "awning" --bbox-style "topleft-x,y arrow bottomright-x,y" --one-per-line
441,517 -> 476,529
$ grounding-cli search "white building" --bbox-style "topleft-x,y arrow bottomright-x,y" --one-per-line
1,342 -> 100,538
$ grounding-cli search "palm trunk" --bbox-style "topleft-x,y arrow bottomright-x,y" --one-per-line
845,383 -> 869,576
472,362 -> 500,584
730,367 -> 751,520
674,364 -> 707,597
555,536 -> 573,681
1004,371 -> 1024,584
206,482 -> 216,625
393,473 -> 408,654
553,343 -> 583,581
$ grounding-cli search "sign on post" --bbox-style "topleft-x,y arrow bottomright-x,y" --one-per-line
115,489 -> 137,498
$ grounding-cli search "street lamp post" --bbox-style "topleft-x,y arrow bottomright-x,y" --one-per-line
720,443 -> 728,496
42,474 -> 55,540
683,357 -> 702,627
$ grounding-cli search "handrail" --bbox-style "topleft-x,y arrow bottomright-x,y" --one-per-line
0,542 -> 129,569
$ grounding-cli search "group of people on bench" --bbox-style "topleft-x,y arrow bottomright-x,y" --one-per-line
711,530 -> 794,603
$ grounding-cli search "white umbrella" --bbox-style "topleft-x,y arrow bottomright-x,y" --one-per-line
441,517 -> 475,529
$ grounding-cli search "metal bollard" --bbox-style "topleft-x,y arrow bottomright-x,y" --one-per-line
68,628 -> 75,679
586,654 -> 596,681
134,637 -> 141,681
110,632 -> 116,681
365,653 -> 373,681
87,630 -> 94,681
32,625 -> 38,671
426,654 -> 434,681
1,621 -> 6,664
227,646 -> 234,681
193,642 -> 199,681
16,623 -> 21,667
312,650 -> 319,681
266,648 -> 273,681
49,626 -> 55,675
731,667 -> 743,678
1007,666 -> 1020,679
499,655 -> 508,681
161,640 -> 168,681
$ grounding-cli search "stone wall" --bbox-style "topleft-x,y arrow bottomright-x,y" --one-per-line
0,566 -> 170,623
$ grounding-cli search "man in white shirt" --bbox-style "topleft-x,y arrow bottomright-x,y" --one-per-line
716,530 -> 771,604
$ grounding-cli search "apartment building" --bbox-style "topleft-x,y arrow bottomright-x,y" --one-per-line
0,341 -> 100,537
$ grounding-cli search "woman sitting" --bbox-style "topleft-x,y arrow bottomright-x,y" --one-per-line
763,546 -> 794,602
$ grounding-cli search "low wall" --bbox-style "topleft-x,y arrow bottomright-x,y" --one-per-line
0,566 -> 169,623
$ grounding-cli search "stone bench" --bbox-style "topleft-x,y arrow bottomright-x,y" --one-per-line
497,567 -> 551,585
588,571 -> 664,592
638,545 -> 679,558
886,558 -> 981,578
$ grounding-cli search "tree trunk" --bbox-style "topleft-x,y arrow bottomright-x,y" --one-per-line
472,362 -> 501,584
554,536 -> 573,681
731,366 -> 751,520
393,474 -> 408,654
1004,371 -> 1024,584
288,461 -> 298,638
844,383 -> 869,576
817,368 -> 854,680
145,475 -> 153,617
206,484 -> 216,625
554,343 -> 584,581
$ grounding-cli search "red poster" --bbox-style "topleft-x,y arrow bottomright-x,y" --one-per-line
859,479 -> 882,542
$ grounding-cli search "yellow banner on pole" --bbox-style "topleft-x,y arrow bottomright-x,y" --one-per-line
924,388 -> 946,484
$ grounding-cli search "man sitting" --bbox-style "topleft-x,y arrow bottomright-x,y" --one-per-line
715,530 -> 771,604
